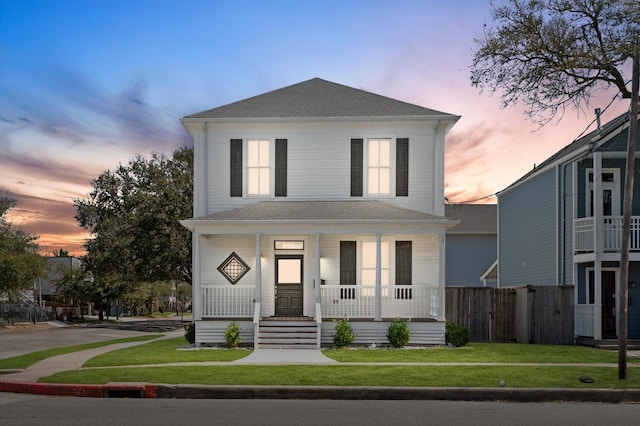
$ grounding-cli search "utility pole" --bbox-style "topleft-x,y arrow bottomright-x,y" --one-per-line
619,41 -> 639,380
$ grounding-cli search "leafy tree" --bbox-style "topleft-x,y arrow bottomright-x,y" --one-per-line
471,0 -> 639,125
74,147 -> 193,315
48,260 -> 91,319
0,195 -> 45,300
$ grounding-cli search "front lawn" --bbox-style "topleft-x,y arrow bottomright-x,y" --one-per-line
40,365 -> 640,389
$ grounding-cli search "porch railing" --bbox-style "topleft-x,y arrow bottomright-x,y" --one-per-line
574,216 -> 640,252
320,285 -> 439,319
201,285 -> 254,317
575,304 -> 595,337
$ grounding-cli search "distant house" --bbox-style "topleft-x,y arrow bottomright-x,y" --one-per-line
497,112 -> 640,343
180,78 -> 460,348
38,256 -> 81,304
445,204 -> 497,287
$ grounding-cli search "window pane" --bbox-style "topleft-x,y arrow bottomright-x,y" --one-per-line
278,259 -> 301,283
379,169 -> 390,194
369,141 -> 379,167
362,270 -> 375,286
381,242 -> 389,268
368,169 -> 379,194
259,168 -> 270,194
379,140 -> 390,167
248,169 -> 259,194
259,140 -> 269,166
362,242 -> 376,268
248,141 -> 259,167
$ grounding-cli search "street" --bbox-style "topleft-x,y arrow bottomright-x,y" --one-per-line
1,393 -> 639,426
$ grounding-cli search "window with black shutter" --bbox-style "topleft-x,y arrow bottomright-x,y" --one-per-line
230,139 -> 243,197
395,241 -> 412,299
351,139 -> 363,197
396,138 -> 409,196
275,139 -> 287,197
340,241 -> 357,299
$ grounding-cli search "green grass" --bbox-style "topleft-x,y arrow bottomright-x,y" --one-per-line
40,365 -> 640,389
324,343 -> 638,364
83,337 -> 250,367
0,335 -> 161,370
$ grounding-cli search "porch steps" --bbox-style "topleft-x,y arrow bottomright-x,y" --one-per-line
257,320 -> 318,349
577,337 -> 640,350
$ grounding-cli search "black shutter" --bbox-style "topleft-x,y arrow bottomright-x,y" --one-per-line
396,138 -> 409,196
340,241 -> 357,299
275,139 -> 287,197
395,241 -> 412,299
351,139 -> 363,197
230,139 -> 243,197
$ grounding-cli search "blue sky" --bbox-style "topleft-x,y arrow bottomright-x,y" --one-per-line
0,0 -> 630,254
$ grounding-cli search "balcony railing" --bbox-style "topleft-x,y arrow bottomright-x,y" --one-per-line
574,216 -> 640,252
320,285 -> 439,319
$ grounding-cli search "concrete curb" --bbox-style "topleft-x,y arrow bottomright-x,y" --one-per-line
2,380 -> 640,402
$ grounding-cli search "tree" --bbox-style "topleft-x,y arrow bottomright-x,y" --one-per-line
471,0 -> 639,125
74,147 -> 193,316
471,0 -> 639,379
52,248 -> 70,257
0,195 -> 45,300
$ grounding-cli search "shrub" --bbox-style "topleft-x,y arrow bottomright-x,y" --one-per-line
386,319 -> 411,347
224,321 -> 242,348
333,317 -> 355,348
446,321 -> 470,347
184,322 -> 195,344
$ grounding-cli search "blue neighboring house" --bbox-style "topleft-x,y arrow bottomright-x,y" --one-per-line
497,112 -> 640,343
445,204 -> 497,287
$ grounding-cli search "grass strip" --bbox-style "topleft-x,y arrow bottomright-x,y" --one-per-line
39,365 -> 640,389
324,343 -> 639,364
0,335 -> 161,369
83,337 -> 250,367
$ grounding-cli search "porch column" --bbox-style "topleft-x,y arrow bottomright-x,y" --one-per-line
594,261 -> 602,340
375,233 -> 382,321
255,233 -> 262,304
193,233 -> 202,321
438,233 -> 446,321
315,233 -> 322,303
593,150 -> 604,254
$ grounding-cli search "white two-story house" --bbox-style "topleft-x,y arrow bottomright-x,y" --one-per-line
180,78 -> 459,348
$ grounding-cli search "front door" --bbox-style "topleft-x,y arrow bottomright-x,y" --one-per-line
275,255 -> 303,316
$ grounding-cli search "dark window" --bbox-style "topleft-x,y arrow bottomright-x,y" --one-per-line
351,139 -> 363,197
230,139 -> 243,197
395,241 -> 412,299
340,241 -> 357,299
396,138 -> 409,196
275,139 -> 287,197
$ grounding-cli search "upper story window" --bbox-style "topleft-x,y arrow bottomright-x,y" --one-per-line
368,139 -> 391,195
586,169 -> 620,216
351,138 -> 409,197
230,139 -> 287,197
247,139 -> 270,195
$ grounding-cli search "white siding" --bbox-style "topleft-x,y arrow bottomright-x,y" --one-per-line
201,120 -> 440,215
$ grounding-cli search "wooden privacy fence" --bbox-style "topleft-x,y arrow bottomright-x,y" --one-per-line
445,285 -> 574,344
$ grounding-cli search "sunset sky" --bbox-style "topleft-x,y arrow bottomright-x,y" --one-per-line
0,0 -> 631,256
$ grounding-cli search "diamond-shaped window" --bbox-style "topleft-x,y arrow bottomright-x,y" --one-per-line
217,252 -> 250,285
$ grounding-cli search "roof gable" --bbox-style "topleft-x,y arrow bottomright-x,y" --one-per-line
184,78 -> 458,119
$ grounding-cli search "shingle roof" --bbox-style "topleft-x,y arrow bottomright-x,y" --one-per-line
445,204 -> 497,234
191,200 -> 446,222
183,78 -> 457,119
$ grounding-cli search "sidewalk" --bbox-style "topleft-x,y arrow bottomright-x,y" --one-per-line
1,332 -> 640,402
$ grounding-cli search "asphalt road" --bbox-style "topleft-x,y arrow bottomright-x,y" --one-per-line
1,394 -> 639,426
0,320 -> 184,359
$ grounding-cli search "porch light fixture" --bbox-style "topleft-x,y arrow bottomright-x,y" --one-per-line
217,252 -> 250,285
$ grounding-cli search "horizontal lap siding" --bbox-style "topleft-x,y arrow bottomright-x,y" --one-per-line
202,121 -> 438,214
563,165 -> 573,284
499,168 -> 557,287
446,235 -> 496,286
